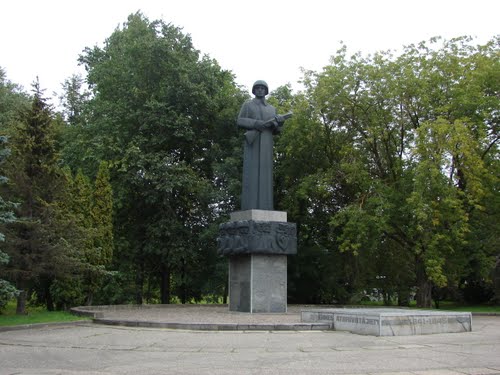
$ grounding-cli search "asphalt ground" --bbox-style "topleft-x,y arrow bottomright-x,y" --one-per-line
0,309 -> 499,375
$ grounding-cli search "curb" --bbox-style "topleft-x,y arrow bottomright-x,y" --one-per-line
0,320 -> 89,333
92,318 -> 332,331
471,312 -> 500,316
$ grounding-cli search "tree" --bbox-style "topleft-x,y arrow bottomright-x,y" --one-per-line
0,69 -> 29,311
69,168 -> 96,305
1,79 -> 84,313
76,161 -> 114,305
407,119 -> 472,306
0,136 -> 18,310
282,36 -> 499,307
47,164 -> 114,308
92,161 -> 113,266
59,74 -> 90,127
70,12 -> 244,304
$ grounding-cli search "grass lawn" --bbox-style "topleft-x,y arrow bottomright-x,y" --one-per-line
0,301 -> 89,327
434,301 -> 500,313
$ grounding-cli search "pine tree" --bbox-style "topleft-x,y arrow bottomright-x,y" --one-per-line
2,79 -> 73,313
0,136 -> 18,310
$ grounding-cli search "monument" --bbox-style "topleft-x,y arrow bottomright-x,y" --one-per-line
301,308 -> 472,336
217,80 -> 297,313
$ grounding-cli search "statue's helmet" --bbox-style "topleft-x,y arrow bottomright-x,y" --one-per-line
252,80 -> 269,95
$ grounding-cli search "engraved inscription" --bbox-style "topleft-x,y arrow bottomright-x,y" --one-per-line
336,315 -> 380,325
381,316 -> 449,326
317,313 -> 335,321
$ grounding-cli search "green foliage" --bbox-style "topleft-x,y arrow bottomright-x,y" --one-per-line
0,136 -> 19,310
92,161 -> 113,265
59,74 -> 90,127
0,79 -> 91,313
0,72 -> 28,311
0,279 -> 18,310
49,278 -> 85,310
91,271 -> 136,305
65,12 -> 244,304
49,165 -> 115,307
277,36 -> 499,307
407,119 -> 476,288
0,68 -> 29,130
0,137 -> 16,233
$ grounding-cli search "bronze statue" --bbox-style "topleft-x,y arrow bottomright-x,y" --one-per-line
237,80 -> 292,210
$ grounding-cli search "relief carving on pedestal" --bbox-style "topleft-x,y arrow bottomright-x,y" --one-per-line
217,220 -> 297,255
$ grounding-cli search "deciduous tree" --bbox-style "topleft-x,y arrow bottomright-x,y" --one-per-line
72,12 -> 244,303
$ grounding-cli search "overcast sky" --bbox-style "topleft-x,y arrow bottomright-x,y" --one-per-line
1,0 -> 499,102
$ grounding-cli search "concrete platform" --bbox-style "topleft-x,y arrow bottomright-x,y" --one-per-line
70,304 -> 330,331
71,305 -> 474,336
301,308 -> 472,336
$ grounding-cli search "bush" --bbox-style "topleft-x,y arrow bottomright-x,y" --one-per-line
0,279 -> 18,311
461,280 -> 495,305
50,278 -> 85,310
92,271 -> 136,305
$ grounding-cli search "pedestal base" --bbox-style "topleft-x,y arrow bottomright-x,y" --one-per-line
229,254 -> 287,313
301,308 -> 472,336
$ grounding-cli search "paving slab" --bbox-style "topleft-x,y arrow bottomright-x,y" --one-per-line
0,312 -> 499,374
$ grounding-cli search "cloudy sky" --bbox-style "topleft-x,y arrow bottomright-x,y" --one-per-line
1,0 -> 498,101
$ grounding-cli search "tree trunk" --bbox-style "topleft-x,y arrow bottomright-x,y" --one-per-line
416,281 -> 432,308
16,290 -> 27,315
84,271 -> 95,307
160,263 -> 170,304
135,261 -> 144,305
383,290 -> 392,306
86,292 -> 93,307
397,287 -> 411,307
416,257 -> 432,308
223,276 -> 228,305
145,274 -> 153,304
46,286 -> 54,311
42,277 -> 54,311
181,259 -> 186,304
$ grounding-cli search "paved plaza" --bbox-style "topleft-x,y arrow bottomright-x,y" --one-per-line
0,308 -> 499,375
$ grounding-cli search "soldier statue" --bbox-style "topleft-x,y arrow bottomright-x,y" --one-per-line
237,80 -> 291,210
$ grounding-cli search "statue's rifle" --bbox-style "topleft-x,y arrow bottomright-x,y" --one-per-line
244,112 -> 293,145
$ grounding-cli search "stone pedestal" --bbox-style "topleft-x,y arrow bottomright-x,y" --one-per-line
301,308 -> 472,336
217,210 -> 297,313
229,254 -> 287,313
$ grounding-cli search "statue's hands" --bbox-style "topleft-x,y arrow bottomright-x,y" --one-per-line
275,115 -> 286,124
255,119 -> 281,131
254,120 -> 266,131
